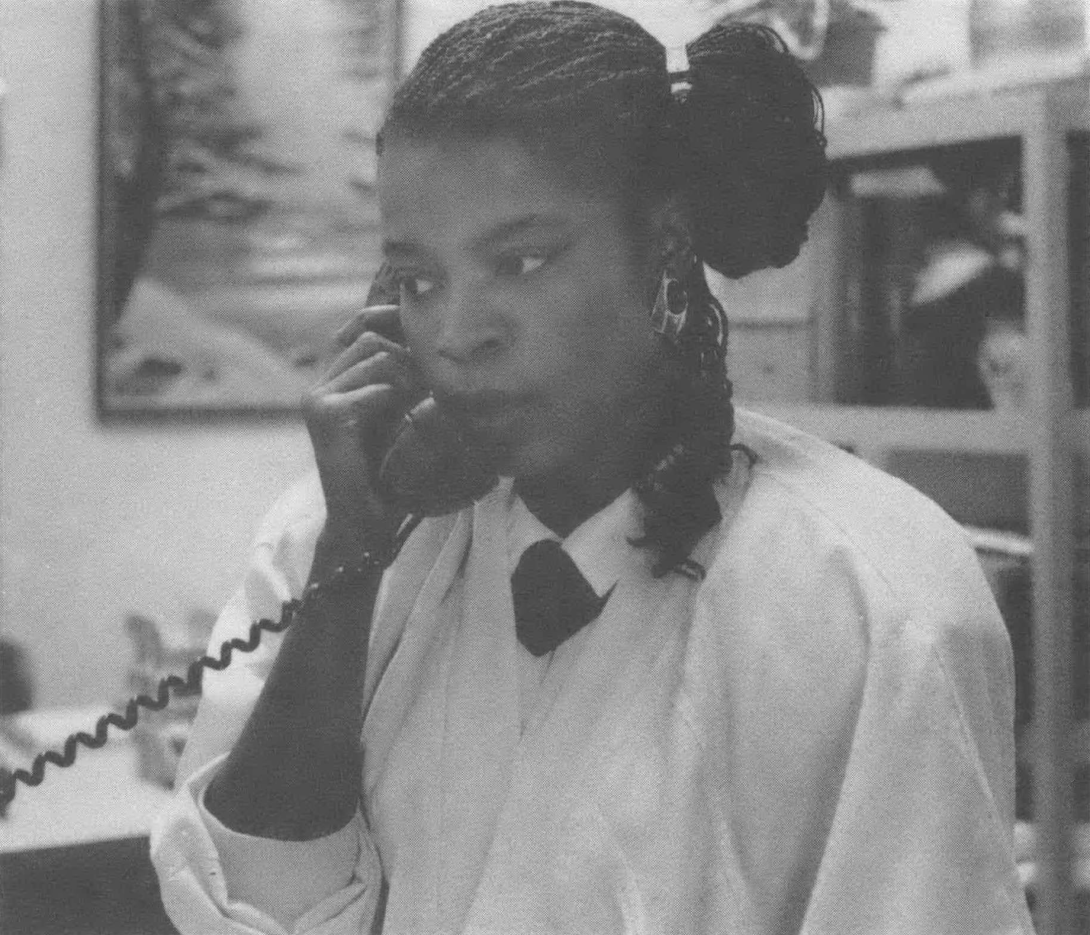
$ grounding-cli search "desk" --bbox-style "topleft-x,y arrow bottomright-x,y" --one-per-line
0,707 -> 178,934
0,707 -> 174,854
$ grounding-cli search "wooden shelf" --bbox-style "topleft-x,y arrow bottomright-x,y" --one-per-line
769,77 -> 1088,934
742,404 -> 1090,458
826,79 -> 1090,161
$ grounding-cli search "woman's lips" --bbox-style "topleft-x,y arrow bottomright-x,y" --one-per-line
436,389 -> 532,432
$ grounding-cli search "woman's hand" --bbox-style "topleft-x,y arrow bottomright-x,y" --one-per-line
207,304 -> 414,841
303,304 -> 420,554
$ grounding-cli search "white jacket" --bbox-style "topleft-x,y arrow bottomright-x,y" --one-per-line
151,411 -> 1034,935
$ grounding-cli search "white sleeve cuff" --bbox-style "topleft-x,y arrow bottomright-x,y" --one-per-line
199,773 -> 363,931
150,754 -> 382,935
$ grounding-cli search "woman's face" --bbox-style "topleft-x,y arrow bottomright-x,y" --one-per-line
377,135 -> 673,486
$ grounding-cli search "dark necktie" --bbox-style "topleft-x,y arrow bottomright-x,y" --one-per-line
511,540 -> 613,657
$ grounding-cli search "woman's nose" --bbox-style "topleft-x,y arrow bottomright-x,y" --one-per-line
434,283 -> 507,366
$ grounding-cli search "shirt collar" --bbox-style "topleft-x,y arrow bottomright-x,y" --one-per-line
503,485 -> 643,598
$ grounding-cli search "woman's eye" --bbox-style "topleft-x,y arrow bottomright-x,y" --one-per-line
496,254 -> 547,277
398,274 -> 437,298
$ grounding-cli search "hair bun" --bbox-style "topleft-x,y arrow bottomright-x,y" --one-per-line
678,23 -> 828,279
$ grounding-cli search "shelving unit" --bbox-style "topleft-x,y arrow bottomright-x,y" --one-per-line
751,404 -> 1090,459
746,78 -> 1088,934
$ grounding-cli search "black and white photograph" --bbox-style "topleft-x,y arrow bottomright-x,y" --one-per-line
0,1 -> 1087,933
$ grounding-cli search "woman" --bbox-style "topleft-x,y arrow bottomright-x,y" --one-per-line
151,4 -> 1033,933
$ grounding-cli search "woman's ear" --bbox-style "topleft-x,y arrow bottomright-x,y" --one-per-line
648,195 -> 696,281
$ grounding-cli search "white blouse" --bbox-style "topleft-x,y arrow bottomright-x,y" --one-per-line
151,410 -> 1035,935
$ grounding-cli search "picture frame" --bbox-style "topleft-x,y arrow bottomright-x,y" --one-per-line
97,0 -> 401,419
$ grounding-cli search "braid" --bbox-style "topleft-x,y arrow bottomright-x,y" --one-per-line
379,2 -> 674,205
380,3 -> 826,577
632,266 -> 736,578
680,23 -> 828,277
386,2 -> 663,121
629,24 -> 826,576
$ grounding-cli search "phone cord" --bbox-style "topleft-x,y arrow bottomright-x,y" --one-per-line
0,604 -> 296,810
0,514 -> 424,810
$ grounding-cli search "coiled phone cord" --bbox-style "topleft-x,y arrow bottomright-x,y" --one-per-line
0,603 -> 294,810
0,514 -> 424,810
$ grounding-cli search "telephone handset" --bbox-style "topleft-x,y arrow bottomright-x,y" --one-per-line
379,393 -> 499,517
0,284 -> 498,808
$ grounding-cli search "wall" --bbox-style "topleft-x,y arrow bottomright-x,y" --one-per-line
0,0 -> 315,708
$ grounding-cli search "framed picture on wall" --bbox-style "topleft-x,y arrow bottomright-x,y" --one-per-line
97,0 -> 401,419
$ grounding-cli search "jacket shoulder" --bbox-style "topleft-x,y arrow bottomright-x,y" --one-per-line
707,410 -> 1003,647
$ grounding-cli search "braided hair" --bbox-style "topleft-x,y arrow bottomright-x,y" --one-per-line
379,1 -> 827,577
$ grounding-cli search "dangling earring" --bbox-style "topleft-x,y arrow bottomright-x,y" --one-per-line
649,270 -> 688,342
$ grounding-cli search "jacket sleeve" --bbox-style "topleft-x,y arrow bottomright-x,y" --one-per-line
796,561 -> 1035,935
695,454 -> 1037,935
149,473 -> 383,935
151,755 -> 382,935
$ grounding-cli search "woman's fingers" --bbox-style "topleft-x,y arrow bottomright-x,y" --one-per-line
334,304 -> 403,349
303,380 -> 402,432
303,308 -> 418,544
324,350 -> 414,399
322,331 -> 428,405
302,376 -> 405,472
324,330 -> 407,381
